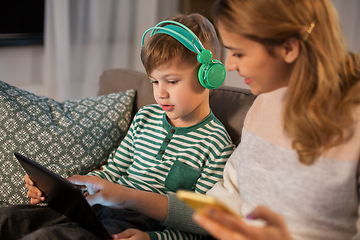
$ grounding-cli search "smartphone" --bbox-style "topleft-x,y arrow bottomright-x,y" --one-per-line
176,190 -> 239,216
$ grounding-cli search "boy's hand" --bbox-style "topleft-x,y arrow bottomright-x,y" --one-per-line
68,175 -> 169,222
24,174 -> 45,204
113,229 -> 150,240
67,175 -> 133,208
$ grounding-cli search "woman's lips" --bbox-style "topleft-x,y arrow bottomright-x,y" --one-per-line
161,104 -> 174,111
244,78 -> 252,85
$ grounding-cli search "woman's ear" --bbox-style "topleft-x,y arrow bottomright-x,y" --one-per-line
282,37 -> 300,64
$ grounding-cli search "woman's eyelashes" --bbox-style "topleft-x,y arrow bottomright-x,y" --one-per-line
232,53 -> 243,58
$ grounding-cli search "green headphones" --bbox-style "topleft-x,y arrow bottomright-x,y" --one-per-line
141,20 -> 226,89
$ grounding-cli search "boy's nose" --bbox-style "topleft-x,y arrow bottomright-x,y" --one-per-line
157,86 -> 169,99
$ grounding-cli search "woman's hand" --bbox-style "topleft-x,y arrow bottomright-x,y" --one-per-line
113,229 -> 150,240
193,205 -> 292,240
24,174 -> 45,204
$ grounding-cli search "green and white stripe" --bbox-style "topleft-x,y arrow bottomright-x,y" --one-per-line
88,104 -> 234,239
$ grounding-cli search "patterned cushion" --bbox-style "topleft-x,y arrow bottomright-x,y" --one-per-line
0,81 -> 136,206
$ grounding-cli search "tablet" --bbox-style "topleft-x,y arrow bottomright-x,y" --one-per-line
14,152 -> 112,240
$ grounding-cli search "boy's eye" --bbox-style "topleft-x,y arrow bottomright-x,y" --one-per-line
150,80 -> 158,84
168,80 -> 179,84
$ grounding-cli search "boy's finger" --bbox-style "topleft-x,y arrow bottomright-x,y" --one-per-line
30,198 -> 43,205
26,189 -> 43,199
67,174 -> 90,185
27,190 -> 45,205
113,229 -> 133,238
67,175 -> 103,198
25,184 -> 42,195
26,190 -> 38,199
24,174 -> 34,185
84,192 -> 98,206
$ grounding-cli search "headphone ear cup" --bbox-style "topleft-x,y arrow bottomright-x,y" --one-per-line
198,60 -> 226,89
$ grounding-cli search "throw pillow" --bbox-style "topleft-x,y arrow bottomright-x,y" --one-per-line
0,80 -> 135,206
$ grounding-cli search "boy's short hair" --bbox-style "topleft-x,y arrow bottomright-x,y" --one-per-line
141,13 -> 221,75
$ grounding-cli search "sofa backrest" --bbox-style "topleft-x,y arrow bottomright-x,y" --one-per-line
98,68 -> 256,145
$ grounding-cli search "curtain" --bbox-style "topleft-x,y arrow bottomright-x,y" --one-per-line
331,0 -> 360,53
40,0 -> 359,99
42,0 -> 179,101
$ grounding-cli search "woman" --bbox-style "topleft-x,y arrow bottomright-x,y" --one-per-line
115,0 -> 360,239
183,0 -> 360,239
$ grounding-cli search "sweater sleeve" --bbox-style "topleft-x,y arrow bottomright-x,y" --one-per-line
161,193 -> 209,235
147,193 -> 209,239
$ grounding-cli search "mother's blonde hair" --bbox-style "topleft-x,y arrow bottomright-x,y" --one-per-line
214,0 -> 360,164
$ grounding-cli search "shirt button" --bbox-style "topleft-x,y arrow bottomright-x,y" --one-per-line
165,138 -> 170,143
159,150 -> 165,154
170,129 -> 175,133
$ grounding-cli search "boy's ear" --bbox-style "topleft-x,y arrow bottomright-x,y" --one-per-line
281,37 -> 300,64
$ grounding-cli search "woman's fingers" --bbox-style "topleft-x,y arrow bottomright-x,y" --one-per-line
204,206 -> 250,233
245,206 -> 292,240
193,212 -> 247,240
246,205 -> 284,228
194,205 -> 293,240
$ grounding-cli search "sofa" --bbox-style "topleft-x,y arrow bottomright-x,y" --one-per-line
0,68 -> 256,207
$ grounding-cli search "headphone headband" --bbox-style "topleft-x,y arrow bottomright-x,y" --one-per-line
141,20 -> 226,89
141,21 -> 205,54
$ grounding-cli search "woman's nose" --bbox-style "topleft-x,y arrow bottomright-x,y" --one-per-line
224,55 -> 238,72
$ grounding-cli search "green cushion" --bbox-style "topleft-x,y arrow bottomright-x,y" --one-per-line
0,81 -> 136,206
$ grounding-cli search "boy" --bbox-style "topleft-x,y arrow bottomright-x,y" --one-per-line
18,13 -> 234,239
